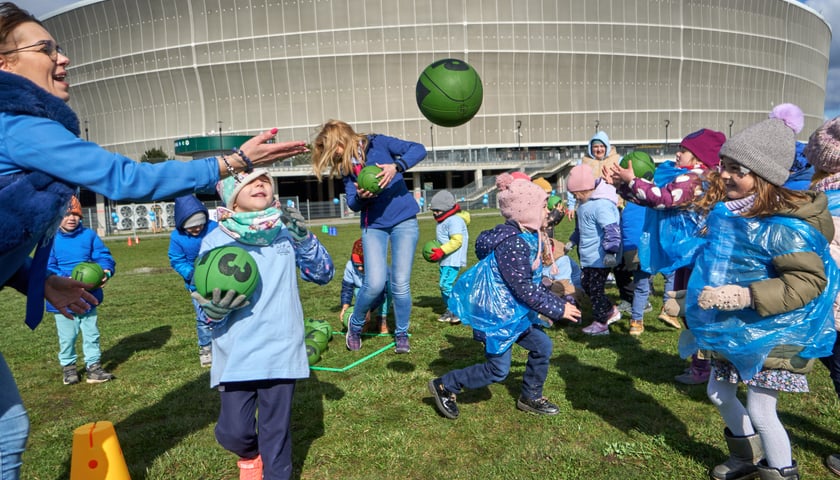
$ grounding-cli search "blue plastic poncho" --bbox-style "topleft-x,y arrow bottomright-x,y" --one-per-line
680,203 -> 839,380
448,231 -> 541,355
638,161 -> 706,274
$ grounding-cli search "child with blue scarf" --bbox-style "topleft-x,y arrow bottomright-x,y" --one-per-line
193,169 -> 334,480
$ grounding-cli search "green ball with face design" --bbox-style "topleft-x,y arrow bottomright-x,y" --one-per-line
357,165 -> 383,194
71,262 -> 105,290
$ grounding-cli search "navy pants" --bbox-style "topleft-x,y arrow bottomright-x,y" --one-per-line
820,335 -> 840,399
216,379 -> 296,480
441,325 -> 552,400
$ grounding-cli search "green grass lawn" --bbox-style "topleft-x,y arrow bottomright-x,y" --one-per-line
4,211 -> 840,479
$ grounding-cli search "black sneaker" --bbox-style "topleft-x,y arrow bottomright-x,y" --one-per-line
516,395 -> 560,415
86,363 -> 115,384
428,378 -> 459,419
62,365 -> 79,385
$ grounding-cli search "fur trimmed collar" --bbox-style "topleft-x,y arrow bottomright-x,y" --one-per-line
0,70 -> 80,135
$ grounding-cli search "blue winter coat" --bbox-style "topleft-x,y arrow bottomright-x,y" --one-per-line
343,134 -> 426,229
168,195 -> 218,291
45,223 -> 115,313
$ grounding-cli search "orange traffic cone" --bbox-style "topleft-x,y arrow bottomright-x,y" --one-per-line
70,421 -> 131,480
127,237 -> 132,247
134,235 -> 139,244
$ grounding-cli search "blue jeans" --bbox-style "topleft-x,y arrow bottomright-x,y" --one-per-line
441,325 -> 552,400
630,269 -> 652,321
54,309 -> 103,368
349,218 -> 419,337
192,297 -> 214,347
662,272 -> 675,302
0,353 -> 28,480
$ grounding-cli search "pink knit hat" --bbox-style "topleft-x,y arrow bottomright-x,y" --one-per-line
680,128 -> 726,170
510,171 -> 531,181
566,164 -> 596,192
496,173 -> 548,231
804,116 -> 840,174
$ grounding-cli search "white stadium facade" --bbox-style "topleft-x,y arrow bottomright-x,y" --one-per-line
39,0 -> 831,216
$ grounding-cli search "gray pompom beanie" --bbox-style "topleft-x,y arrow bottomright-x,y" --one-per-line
718,103 -> 804,186
430,190 -> 456,211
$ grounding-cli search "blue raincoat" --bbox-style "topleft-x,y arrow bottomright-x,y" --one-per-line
681,203 -> 839,380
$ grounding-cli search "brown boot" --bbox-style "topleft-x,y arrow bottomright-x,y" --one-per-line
378,316 -> 389,334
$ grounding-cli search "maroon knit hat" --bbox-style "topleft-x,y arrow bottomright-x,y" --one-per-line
680,128 -> 726,170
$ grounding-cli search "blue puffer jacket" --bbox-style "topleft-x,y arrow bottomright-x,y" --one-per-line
343,134 -> 426,230
169,195 -> 218,291
45,223 -> 115,313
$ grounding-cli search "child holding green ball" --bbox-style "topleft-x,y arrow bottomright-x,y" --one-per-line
194,169 -> 334,480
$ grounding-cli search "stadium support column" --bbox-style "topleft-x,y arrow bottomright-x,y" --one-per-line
475,169 -> 484,189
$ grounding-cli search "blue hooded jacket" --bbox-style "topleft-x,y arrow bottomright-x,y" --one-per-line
168,195 -> 218,291
45,222 -> 115,313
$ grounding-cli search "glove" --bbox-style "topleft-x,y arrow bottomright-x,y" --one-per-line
564,241 -> 575,254
280,206 -> 308,241
191,288 -> 250,321
621,250 -> 639,272
429,248 -> 445,262
603,253 -> 618,268
663,290 -> 686,317
697,285 -> 752,311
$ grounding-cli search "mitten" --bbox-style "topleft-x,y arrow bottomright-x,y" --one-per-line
564,241 -> 575,254
603,253 -> 618,268
280,206 -> 308,241
546,208 -> 565,228
429,248 -> 445,262
697,285 -> 752,311
663,290 -> 686,317
191,288 -> 250,321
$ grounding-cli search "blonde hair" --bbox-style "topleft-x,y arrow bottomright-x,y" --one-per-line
311,120 -> 369,181
742,175 -> 811,217
694,170 -> 726,216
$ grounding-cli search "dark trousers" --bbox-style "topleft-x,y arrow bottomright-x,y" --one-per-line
581,267 -> 613,322
216,379 -> 297,480
820,335 -> 840,399
442,326 -> 552,400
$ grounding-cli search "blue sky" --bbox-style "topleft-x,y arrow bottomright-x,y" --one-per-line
16,0 -> 840,120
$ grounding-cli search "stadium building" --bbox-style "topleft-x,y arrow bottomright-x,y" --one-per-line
38,0 -> 831,230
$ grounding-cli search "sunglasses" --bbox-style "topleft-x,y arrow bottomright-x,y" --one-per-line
0,39 -> 64,61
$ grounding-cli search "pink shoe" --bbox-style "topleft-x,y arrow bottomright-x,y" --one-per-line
605,306 -> 622,326
582,321 -> 610,336
238,455 -> 263,480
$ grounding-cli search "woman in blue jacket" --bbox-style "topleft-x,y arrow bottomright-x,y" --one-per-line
0,4 -> 306,478
311,120 -> 426,354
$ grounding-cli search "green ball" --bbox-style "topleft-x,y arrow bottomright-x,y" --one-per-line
305,342 -> 320,365
306,330 -> 329,351
71,262 -> 105,290
193,246 -> 259,299
357,165 -> 383,194
342,306 -> 354,329
422,239 -> 443,262
307,318 -> 332,338
416,58 -> 483,127
547,195 -> 562,211
620,151 -> 656,180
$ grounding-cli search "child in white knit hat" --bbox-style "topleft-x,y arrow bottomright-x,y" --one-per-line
428,173 -> 580,420
683,105 -> 838,480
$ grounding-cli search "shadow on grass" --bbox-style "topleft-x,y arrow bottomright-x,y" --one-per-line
100,325 -> 172,372
292,371 -> 344,479
56,371 -> 218,479
413,294 -> 446,314
553,351 -> 720,463
424,333 -> 493,413
781,410 -> 840,460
